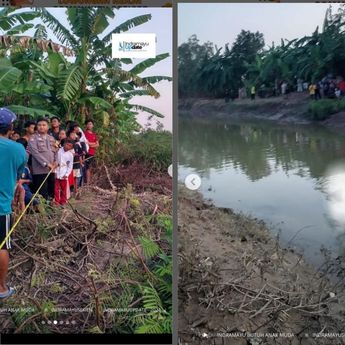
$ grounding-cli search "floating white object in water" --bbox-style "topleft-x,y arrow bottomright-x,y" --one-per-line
329,292 -> 336,298
325,164 -> 345,226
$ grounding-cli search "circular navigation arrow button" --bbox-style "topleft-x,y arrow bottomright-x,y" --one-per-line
185,174 -> 201,190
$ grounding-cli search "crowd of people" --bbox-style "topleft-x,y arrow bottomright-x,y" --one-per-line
11,116 -> 99,208
0,108 -> 100,299
238,75 -> 345,101
306,77 -> 345,100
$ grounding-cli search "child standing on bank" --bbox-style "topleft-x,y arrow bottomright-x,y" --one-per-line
54,139 -> 74,205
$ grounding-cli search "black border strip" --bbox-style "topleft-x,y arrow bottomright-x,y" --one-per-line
1,333 -> 172,344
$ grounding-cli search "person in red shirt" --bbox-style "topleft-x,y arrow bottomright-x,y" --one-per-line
84,119 -> 99,184
338,80 -> 345,96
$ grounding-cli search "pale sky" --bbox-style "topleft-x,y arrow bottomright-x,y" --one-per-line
4,7 -> 172,131
178,3 -> 342,49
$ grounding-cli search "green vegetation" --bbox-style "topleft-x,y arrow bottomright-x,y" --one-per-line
119,129 -> 172,171
0,7 -> 172,335
308,99 -> 345,120
0,7 -> 172,160
97,188 -> 172,334
2,185 -> 172,334
179,5 -> 345,99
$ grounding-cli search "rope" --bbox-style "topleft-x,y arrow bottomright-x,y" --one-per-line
0,155 -> 94,251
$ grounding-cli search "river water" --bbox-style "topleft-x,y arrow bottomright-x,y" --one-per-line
179,117 -> 345,266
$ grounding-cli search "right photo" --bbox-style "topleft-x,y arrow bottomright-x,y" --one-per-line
178,3 -> 345,344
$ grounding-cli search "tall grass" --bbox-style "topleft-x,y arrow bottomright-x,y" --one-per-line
308,99 -> 345,121
119,129 -> 172,171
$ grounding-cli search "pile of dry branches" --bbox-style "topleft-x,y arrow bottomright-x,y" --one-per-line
0,167 -> 172,334
178,188 -> 345,345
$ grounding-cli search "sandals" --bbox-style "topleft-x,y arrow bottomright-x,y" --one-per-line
0,286 -> 15,299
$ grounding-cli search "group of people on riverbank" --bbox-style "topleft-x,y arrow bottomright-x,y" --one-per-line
239,75 -> 345,101
1,109 -> 100,213
248,81 -> 290,100
14,115 -> 99,208
306,77 -> 345,100
0,108 -> 100,298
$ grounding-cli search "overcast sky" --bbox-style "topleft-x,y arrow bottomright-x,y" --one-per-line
178,3 -> 342,49
8,7 -> 172,131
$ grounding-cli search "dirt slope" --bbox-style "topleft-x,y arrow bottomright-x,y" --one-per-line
179,187 -> 345,345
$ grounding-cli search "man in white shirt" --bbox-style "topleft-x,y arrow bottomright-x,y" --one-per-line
54,139 -> 74,205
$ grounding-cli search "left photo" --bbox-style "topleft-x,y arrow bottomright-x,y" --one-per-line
0,6 -> 172,338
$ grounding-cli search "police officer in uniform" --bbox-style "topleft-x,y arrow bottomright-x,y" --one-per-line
28,118 -> 57,200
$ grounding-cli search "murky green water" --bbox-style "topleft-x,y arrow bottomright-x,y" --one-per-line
179,117 -> 345,266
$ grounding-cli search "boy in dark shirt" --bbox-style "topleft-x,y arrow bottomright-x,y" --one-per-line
16,139 -> 39,210
49,116 -> 62,141
76,132 -> 87,187
20,167 -> 39,207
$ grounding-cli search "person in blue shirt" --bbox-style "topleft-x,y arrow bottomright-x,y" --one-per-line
0,108 -> 27,299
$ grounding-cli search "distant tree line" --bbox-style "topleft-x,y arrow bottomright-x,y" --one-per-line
178,5 -> 345,99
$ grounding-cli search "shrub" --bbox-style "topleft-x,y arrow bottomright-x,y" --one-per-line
121,129 -> 172,171
308,99 -> 345,121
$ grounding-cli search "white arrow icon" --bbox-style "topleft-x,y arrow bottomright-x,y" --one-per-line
185,174 -> 201,190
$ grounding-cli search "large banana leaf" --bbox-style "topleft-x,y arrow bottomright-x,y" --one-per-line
119,90 -> 154,98
12,81 -> 53,95
128,104 -> 164,118
6,23 -> 34,35
0,35 -> 74,57
142,76 -> 172,84
36,8 -> 78,49
130,53 -> 170,75
47,52 -> 67,76
34,24 -> 47,39
30,61 -> 57,79
0,65 -> 22,90
107,68 -> 160,97
119,82 -> 159,98
57,65 -> 83,102
0,58 -> 12,67
102,14 -> 152,43
117,82 -> 134,92
0,8 -> 16,30
120,58 -> 133,65
0,8 -> 39,31
92,8 -> 114,36
77,96 -> 112,109
105,68 -> 146,86
92,13 -> 109,36
8,105 -> 55,118
67,8 -> 94,40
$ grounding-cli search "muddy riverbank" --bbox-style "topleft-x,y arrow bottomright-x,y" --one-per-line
179,93 -> 345,130
178,187 -> 345,345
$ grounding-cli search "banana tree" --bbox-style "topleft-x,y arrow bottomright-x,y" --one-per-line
0,6 -> 171,144
35,7 -> 171,123
0,7 -> 39,33
0,57 -> 57,118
